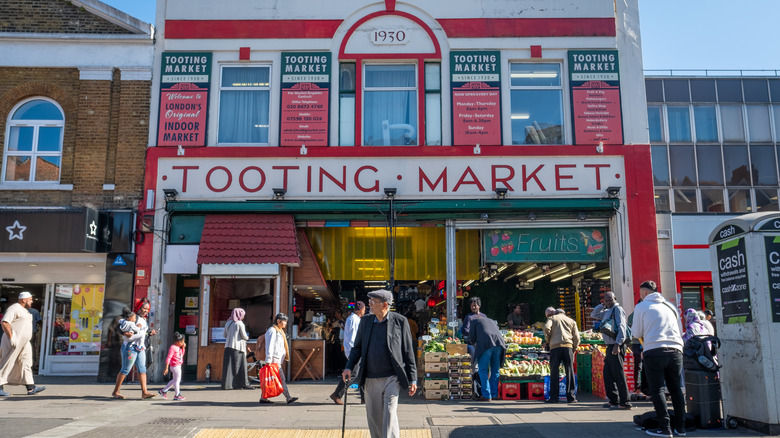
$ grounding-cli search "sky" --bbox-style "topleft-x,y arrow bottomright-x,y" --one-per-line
102,0 -> 779,72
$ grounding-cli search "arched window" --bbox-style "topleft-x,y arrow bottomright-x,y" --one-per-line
3,98 -> 64,183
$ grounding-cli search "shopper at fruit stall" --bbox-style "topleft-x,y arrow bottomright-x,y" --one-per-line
631,280 -> 686,438
461,297 -> 486,357
506,304 -> 526,330
543,307 -> 579,403
469,316 -> 507,401
590,292 -> 632,410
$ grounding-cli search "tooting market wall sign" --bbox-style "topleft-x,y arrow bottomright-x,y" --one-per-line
483,227 -> 608,263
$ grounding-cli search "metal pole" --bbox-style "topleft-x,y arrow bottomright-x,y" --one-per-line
287,265 -> 294,380
389,195 -> 395,292
445,219 -> 457,324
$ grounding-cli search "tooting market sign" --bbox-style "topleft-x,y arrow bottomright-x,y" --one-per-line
156,156 -> 624,200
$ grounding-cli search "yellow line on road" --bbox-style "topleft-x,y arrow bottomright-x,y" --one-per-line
194,429 -> 432,438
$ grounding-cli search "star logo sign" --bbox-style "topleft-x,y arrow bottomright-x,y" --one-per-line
6,220 -> 27,241
89,221 -> 97,236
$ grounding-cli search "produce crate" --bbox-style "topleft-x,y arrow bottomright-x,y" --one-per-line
423,379 -> 449,390
499,381 -> 521,400
527,382 -> 545,400
424,352 -> 448,363
424,362 -> 448,372
424,389 -> 449,401
445,344 -> 468,356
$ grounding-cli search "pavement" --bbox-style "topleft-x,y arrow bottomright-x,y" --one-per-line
0,375 -> 770,438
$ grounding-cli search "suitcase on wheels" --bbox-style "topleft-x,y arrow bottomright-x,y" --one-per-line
684,369 -> 722,428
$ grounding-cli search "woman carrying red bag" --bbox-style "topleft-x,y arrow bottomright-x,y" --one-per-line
259,313 -> 298,404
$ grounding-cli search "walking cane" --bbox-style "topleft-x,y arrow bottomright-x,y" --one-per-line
341,373 -> 349,438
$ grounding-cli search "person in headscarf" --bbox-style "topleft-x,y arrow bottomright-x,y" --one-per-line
682,308 -> 708,342
221,308 -> 252,390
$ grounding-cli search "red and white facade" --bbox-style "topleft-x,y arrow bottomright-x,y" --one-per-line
140,0 -> 658,379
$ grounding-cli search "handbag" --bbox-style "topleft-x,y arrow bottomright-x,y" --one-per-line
599,308 -> 631,345
259,363 -> 284,399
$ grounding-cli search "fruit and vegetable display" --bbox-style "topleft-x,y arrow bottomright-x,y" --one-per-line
424,340 -> 446,352
503,330 -> 543,346
580,330 -> 603,342
499,359 -> 556,377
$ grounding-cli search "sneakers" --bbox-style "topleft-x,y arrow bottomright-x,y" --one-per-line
259,398 -> 273,404
645,428 -> 673,438
158,389 -> 168,400
173,394 -> 186,401
612,403 -> 633,410
602,402 -> 617,408
674,429 -> 687,437
27,386 -> 46,395
0,390 -> 10,397
286,397 -> 298,404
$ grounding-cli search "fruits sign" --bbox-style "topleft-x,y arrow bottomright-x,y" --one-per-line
483,227 -> 608,262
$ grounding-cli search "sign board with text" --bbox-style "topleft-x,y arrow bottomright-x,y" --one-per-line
157,52 -> 212,147
715,237 -> 753,324
280,52 -> 331,147
450,51 -> 502,146
156,155 -> 625,200
483,227 -> 608,263
568,50 -> 623,145
763,236 -> 780,323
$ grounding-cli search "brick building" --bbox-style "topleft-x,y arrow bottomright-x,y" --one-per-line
0,0 -> 152,376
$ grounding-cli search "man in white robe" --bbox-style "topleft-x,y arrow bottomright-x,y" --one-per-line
0,291 -> 46,396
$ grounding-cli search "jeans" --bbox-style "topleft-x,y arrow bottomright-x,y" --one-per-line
477,346 -> 502,400
643,348 -> 685,432
549,347 -> 575,401
120,343 -> 146,375
603,344 -> 629,405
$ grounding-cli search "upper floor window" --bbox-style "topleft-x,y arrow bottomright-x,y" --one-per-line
363,64 -> 418,146
218,65 -> 271,144
3,98 -> 64,183
509,63 -> 563,145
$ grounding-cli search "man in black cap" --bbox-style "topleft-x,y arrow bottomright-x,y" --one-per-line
343,290 -> 417,438
330,301 -> 366,404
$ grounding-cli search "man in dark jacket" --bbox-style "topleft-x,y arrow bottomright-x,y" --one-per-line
343,290 -> 417,438
468,316 -> 506,401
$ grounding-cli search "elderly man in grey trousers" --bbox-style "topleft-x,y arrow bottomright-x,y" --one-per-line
343,290 -> 417,438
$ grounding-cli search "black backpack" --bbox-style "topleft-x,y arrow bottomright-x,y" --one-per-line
683,335 -> 720,372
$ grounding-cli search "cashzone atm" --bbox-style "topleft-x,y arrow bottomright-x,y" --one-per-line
708,212 -> 780,434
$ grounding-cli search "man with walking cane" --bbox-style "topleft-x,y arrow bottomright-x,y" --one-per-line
342,290 -> 417,438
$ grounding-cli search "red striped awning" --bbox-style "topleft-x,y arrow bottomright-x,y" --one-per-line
197,214 -> 300,266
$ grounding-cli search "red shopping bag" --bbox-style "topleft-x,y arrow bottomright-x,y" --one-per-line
260,363 -> 284,399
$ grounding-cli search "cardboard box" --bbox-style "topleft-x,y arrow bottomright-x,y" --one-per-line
445,344 -> 468,356
424,362 -> 448,372
423,379 -> 449,390
424,371 -> 448,379
424,389 -> 449,400
424,352 -> 448,363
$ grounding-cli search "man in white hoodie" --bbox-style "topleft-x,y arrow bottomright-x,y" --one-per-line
631,280 -> 686,438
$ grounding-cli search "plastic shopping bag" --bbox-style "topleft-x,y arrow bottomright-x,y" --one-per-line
260,363 -> 284,399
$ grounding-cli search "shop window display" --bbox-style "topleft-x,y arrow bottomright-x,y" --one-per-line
51,284 -> 105,355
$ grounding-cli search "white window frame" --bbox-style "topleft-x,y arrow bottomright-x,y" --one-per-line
361,62 -> 419,146
2,97 -> 64,184
216,64 -> 272,146
508,62 -> 565,145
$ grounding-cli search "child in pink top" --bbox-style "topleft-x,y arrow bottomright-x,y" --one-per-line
159,332 -> 186,400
